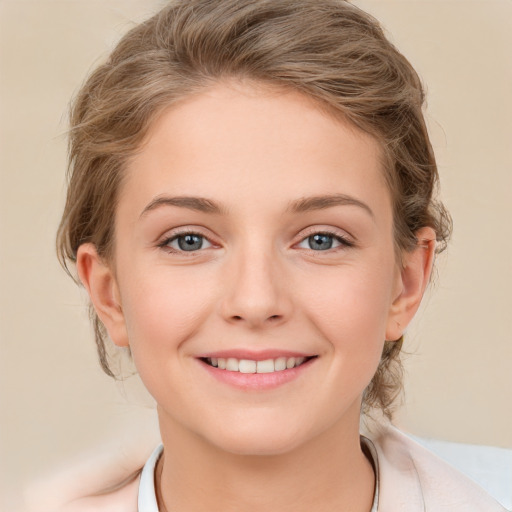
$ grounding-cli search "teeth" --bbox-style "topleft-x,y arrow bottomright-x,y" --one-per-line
226,358 -> 238,371
274,357 -> 287,371
206,356 -> 309,373
239,359 -> 256,373
256,359 -> 274,373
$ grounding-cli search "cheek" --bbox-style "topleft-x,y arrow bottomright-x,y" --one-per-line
118,265 -> 215,363
301,260 -> 396,355
277,260 -> 397,422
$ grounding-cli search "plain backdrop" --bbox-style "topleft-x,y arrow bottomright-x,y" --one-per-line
1,1 -> 511,510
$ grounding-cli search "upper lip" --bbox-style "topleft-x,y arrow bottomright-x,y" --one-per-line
196,349 -> 316,361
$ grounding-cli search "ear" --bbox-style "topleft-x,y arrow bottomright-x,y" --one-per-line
385,227 -> 436,341
76,243 -> 129,347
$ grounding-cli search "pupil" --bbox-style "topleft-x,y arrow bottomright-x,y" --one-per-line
178,234 -> 203,251
310,234 -> 333,250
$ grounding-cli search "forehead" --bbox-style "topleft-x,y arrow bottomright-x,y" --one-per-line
120,81 -> 390,218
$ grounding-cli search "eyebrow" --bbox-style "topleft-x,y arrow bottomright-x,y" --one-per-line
139,193 -> 374,219
139,196 -> 227,218
287,194 -> 374,218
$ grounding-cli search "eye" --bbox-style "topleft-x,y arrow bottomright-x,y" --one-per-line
297,232 -> 352,251
163,233 -> 213,252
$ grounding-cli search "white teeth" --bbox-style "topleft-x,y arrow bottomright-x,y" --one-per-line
226,358 -> 238,371
206,356 -> 310,373
239,359 -> 256,373
274,357 -> 287,371
256,359 -> 275,373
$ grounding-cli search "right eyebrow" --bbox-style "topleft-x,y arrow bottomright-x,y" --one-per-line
139,196 -> 227,219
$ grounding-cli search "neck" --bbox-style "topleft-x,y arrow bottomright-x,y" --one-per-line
155,407 -> 375,512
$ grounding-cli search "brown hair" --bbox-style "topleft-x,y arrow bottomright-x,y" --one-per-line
56,0 -> 451,418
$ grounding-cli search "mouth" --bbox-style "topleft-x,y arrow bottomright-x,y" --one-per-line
196,350 -> 318,390
199,355 -> 317,374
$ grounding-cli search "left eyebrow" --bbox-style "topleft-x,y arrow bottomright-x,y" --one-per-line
287,194 -> 375,219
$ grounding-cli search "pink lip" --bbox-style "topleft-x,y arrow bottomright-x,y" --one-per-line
196,355 -> 317,391
196,349 -> 314,361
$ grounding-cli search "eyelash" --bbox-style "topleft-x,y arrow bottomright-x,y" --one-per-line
157,229 -> 354,254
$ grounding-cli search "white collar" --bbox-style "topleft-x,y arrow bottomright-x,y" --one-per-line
362,435 -> 380,512
138,444 -> 163,512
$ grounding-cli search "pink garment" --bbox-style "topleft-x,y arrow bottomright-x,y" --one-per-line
56,424 -> 508,511
371,424 -> 507,511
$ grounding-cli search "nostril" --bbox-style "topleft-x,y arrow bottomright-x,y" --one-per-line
230,314 -> 281,323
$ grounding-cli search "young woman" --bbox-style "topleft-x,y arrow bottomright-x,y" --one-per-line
54,0 -> 506,510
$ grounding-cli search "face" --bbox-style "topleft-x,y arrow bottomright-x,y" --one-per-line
83,82 -> 416,455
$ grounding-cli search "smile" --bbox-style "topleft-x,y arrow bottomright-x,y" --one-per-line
203,356 -> 313,373
197,351 -> 318,390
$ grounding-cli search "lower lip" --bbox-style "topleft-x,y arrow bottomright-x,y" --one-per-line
198,358 -> 316,391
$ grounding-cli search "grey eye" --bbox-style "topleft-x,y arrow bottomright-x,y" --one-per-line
307,233 -> 334,251
170,234 -> 211,252
297,232 -> 351,251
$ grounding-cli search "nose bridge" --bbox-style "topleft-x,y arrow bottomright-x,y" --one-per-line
221,235 -> 291,327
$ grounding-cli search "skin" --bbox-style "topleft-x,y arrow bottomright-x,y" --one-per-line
77,81 -> 435,512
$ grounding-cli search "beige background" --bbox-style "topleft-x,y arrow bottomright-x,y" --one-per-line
1,0 -> 511,510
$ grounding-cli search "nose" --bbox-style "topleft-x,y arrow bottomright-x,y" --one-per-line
219,245 -> 293,329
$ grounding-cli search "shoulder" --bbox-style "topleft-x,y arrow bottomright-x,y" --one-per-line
369,423 -> 508,512
24,420 -> 161,512
25,470 -> 141,512
24,445 -> 148,512
55,474 -> 141,512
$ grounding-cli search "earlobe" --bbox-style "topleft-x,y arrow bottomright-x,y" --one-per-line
76,243 -> 130,347
385,227 -> 436,341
